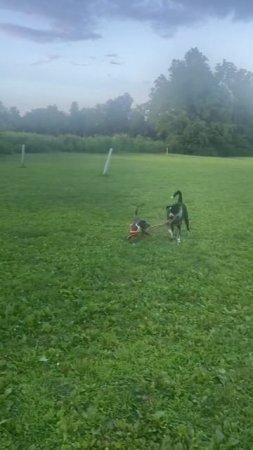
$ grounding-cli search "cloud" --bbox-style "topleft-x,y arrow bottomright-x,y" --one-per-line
70,61 -> 88,67
1,1 -> 253,43
31,54 -> 61,66
0,22 -> 100,42
110,60 -> 122,65
105,53 -> 119,58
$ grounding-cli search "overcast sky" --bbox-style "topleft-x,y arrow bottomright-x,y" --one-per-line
1,1 -> 253,113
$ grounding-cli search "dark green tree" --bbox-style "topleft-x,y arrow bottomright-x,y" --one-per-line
149,48 -> 253,156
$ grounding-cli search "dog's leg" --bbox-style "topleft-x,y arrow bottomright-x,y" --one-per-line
176,225 -> 181,244
168,224 -> 174,240
168,228 -> 174,240
183,205 -> 190,231
184,215 -> 190,231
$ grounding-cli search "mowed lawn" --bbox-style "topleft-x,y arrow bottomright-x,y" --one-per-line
0,153 -> 253,449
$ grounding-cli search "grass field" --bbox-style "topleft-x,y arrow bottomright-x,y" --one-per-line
1,152 -> 253,449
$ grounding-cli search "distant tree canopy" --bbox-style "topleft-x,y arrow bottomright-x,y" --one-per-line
1,48 -> 253,156
149,48 -> 253,156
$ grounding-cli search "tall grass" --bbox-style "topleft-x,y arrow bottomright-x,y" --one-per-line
0,131 -> 165,155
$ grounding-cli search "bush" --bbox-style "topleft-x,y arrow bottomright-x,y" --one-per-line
0,132 -> 166,155
0,132 -> 60,154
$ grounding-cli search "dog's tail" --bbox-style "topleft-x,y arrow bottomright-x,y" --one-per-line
171,190 -> 183,203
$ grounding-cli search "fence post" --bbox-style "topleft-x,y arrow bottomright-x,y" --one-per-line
20,144 -> 26,167
102,147 -> 113,175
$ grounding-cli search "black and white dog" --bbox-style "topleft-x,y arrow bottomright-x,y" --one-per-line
166,190 -> 190,243
128,207 -> 150,242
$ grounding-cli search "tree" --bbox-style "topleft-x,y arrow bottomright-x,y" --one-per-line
101,93 -> 133,135
128,104 -> 156,138
0,102 -> 9,130
69,102 -> 85,136
168,48 -> 215,118
215,60 -> 253,143
149,47 -> 253,156
22,105 -> 67,135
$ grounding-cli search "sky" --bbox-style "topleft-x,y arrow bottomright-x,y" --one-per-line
1,0 -> 253,113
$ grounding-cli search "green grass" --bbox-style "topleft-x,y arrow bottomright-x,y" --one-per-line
0,152 -> 253,449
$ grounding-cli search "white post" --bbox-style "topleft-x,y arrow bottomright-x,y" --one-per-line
103,147 -> 113,175
21,144 -> 26,167
166,147 -> 169,155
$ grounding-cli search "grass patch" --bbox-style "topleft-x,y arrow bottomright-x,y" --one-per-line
0,153 -> 253,449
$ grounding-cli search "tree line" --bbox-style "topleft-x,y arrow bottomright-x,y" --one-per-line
1,47 -> 253,156
0,94 -> 154,139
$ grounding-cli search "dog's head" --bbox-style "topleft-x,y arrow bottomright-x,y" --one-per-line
130,219 -> 149,234
130,223 -> 140,232
166,205 -> 174,221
